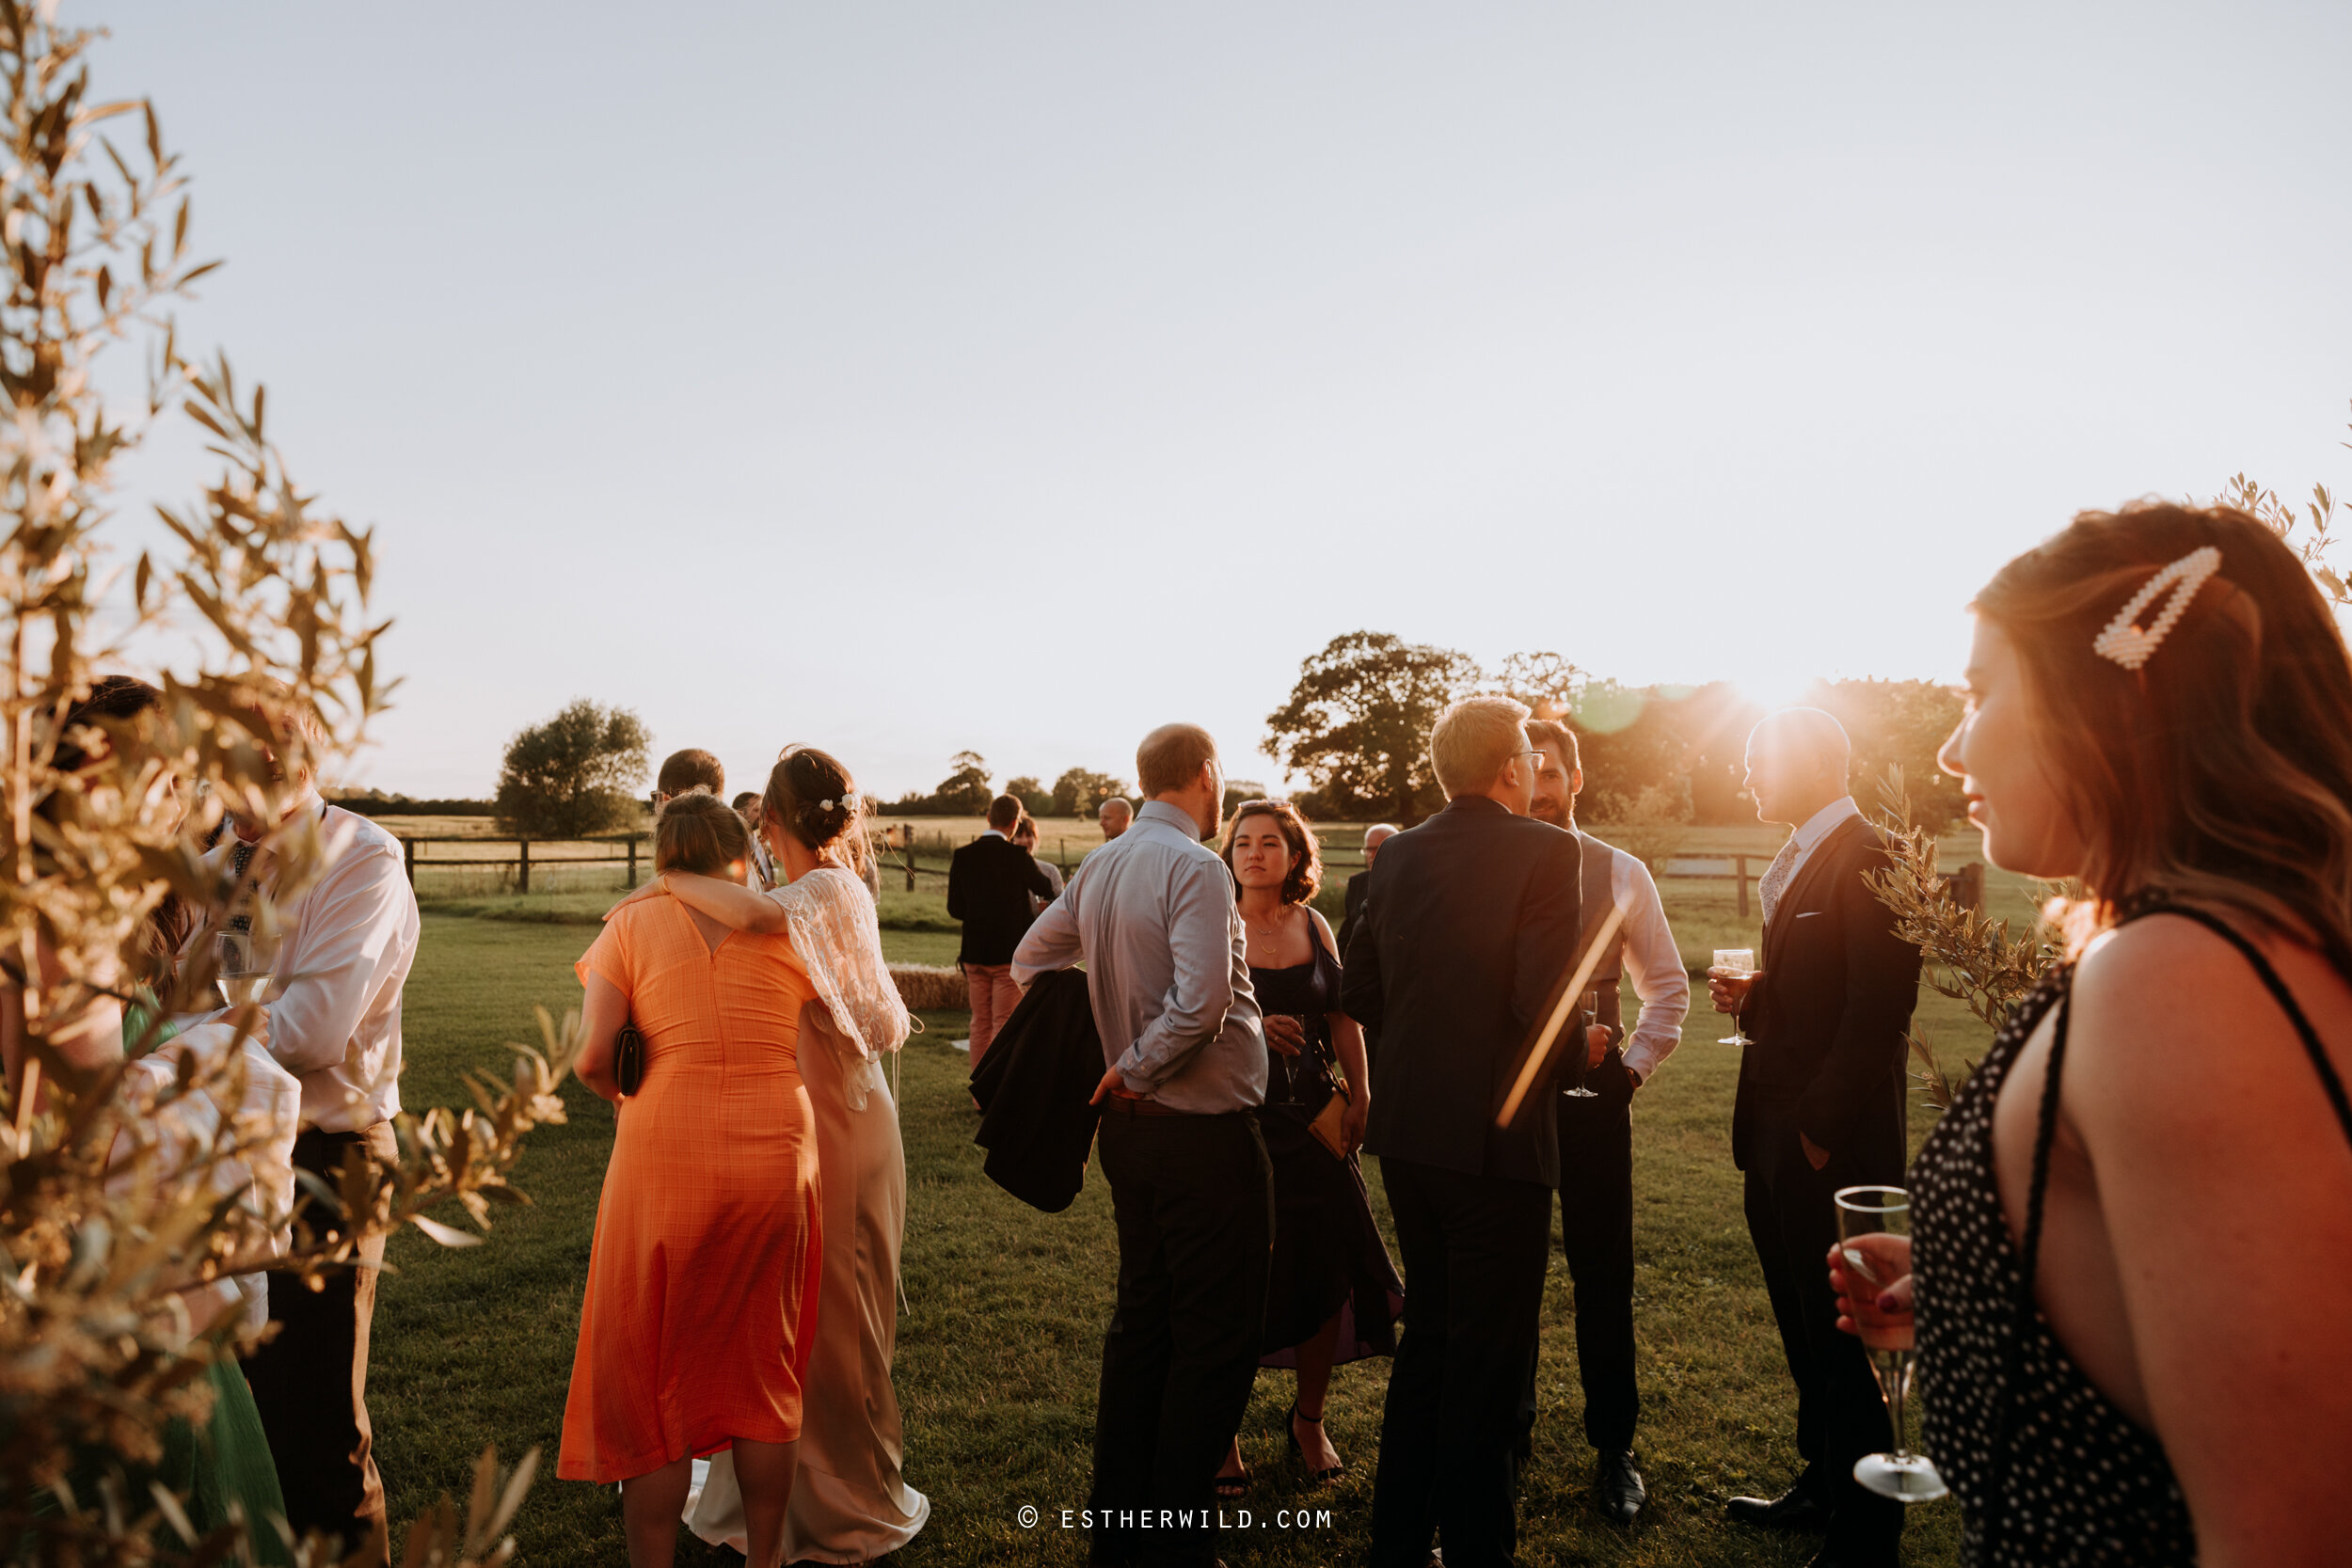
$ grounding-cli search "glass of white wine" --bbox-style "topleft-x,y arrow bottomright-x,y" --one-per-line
1710,947 -> 1756,1045
1835,1185 -> 1948,1503
215,930 -> 274,1009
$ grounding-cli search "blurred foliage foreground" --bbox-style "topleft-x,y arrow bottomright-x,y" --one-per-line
0,8 -> 577,1564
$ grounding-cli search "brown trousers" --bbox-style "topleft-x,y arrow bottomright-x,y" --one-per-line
244,1120 -> 396,1559
963,962 -> 1023,1069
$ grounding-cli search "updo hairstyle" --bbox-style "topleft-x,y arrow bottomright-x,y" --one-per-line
655,791 -> 750,878
1974,499 -> 2352,969
762,745 -> 866,872
1218,798 -> 1323,906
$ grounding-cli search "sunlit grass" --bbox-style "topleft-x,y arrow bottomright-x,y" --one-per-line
373,909 -> 1974,1564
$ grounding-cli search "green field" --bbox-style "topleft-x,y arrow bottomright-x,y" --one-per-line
368,826 -> 2014,1564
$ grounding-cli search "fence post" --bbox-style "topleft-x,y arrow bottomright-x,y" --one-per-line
518,837 -> 532,895
1736,854 -> 1749,919
402,836 -> 415,888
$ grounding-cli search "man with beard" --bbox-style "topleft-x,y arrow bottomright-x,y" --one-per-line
1522,719 -> 1691,1525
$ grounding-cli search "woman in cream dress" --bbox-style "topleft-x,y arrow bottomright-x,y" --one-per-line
618,745 -> 930,1563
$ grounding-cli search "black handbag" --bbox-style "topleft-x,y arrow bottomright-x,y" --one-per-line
614,1020 -> 645,1097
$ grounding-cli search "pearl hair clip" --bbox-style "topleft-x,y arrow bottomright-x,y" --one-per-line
2091,546 -> 2222,672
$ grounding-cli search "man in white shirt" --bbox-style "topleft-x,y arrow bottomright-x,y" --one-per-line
210,711 -> 421,1555
1524,720 -> 1691,1526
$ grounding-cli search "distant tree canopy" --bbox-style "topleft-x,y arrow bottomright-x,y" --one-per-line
1052,768 -> 1131,817
1266,631 -> 1482,822
884,751 -> 995,816
492,699 -> 651,837
1263,634 -> 1969,833
884,757 -> 1141,817
1005,775 -> 1054,818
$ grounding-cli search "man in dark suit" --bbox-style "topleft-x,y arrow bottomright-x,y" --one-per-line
948,792 -> 1056,1071
1343,696 -> 1583,1568
1335,821 -> 1398,958
1710,708 -> 1921,1568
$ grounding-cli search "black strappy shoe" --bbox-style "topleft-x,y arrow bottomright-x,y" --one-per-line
1214,1462 -> 1250,1500
1286,1402 -> 1345,1484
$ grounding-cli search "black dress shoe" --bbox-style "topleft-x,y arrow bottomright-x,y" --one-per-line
1597,1449 -> 1646,1524
1725,1485 -> 1835,1532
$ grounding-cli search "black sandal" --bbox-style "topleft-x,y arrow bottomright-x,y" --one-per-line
1286,1402 -> 1346,1484
1214,1465 -> 1250,1500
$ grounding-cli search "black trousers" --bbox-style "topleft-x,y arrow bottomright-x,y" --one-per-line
1092,1109 -> 1274,1568
243,1122 -> 396,1555
1370,1157 -> 1552,1568
1742,1115 -> 1902,1555
1553,1053 -> 1640,1453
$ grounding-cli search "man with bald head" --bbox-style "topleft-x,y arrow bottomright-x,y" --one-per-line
1098,796 -> 1134,840
1336,822 -> 1397,959
1709,708 -> 1920,1568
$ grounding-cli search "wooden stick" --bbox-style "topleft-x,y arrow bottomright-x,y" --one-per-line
1496,902 -> 1628,1131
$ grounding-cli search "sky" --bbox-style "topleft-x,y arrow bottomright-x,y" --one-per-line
82,1 -> 2352,801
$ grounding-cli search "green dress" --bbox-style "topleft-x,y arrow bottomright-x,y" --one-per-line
91,1003 -> 297,1563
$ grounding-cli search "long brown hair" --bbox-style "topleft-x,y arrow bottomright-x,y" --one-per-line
1973,500 -> 2352,970
1218,799 -> 1323,907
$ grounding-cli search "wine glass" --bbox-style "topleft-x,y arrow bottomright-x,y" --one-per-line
1835,1185 -> 1948,1503
1711,948 -> 1756,1045
215,930 -> 274,1009
1560,987 -> 1599,1099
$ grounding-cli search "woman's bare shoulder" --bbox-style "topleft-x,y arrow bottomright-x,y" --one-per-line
2070,911 -> 2351,1126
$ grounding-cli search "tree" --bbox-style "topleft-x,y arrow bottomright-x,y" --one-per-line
1264,632 -> 1481,821
0,11 -> 572,1560
934,750 -> 992,814
1051,767 -> 1130,816
492,699 -> 651,837
883,751 -> 993,816
1811,677 -> 1968,833
1005,774 -> 1053,817
1489,650 -> 1584,718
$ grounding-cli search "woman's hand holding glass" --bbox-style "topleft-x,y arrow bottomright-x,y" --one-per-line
1827,1231 -> 1915,1340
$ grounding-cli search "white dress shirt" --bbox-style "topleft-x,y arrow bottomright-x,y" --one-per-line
1583,834 -> 1692,1084
195,791 -> 422,1132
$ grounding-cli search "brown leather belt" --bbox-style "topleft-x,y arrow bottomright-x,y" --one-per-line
1104,1093 -> 1193,1118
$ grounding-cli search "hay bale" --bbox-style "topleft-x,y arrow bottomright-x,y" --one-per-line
889,964 -> 969,1012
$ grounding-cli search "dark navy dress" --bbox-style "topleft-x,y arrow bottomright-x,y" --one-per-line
1251,923 -> 1405,1366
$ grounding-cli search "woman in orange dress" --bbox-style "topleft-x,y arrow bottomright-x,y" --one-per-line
560,792 -> 822,1568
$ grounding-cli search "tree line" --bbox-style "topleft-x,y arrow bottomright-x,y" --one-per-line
484,647 -> 1966,841
1263,632 -> 1968,832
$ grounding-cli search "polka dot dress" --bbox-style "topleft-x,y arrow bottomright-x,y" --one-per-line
1910,969 -> 2198,1566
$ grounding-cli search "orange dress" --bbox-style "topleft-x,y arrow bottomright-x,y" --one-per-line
558,898 -> 823,1483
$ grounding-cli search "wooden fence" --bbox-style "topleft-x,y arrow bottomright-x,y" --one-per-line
398,833 -> 648,894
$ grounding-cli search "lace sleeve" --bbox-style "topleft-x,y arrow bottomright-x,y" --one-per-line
773,867 -> 911,1109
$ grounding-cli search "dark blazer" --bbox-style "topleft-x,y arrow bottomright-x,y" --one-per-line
947,832 -> 1056,965
1342,795 -> 1583,1187
970,967 -> 1104,1212
1732,811 -> 1923,1175
1337,869 -> 1372,958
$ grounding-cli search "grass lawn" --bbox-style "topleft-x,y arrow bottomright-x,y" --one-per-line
372,896 -> 1986,1565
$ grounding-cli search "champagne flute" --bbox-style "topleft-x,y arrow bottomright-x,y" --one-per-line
1835,1185 -> 1948,1503
1710,948 -> 1756,1045
1560,987 -> 1599,1099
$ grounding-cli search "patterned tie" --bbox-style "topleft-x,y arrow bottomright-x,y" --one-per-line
227,838 -> 258,933
1758,837 -> 1800,927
